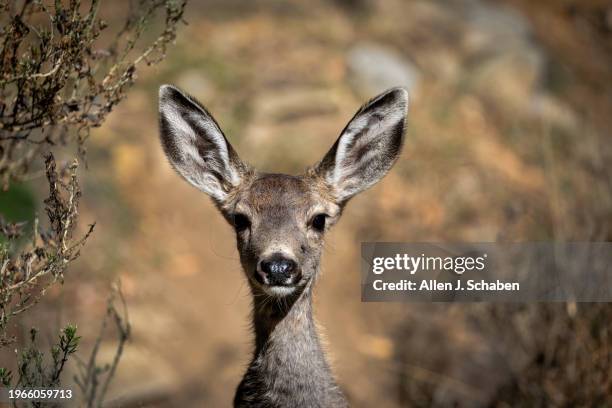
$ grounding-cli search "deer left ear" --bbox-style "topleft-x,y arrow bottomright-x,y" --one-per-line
314,87 -> 408,203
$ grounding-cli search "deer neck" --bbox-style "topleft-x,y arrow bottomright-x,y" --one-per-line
251,282 -> 320,353
237,278 -> 346,406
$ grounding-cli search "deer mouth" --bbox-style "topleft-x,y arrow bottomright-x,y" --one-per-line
261,284 -> 297,297
251,270 -> 303,297
253,277 -> 299,297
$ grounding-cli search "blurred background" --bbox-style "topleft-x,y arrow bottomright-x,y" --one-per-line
2,0 -> 611,406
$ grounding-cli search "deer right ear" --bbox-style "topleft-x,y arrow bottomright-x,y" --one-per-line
158,85 -> 248,203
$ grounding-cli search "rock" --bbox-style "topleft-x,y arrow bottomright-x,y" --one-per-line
459,0 -> 533,54
470,47 -> 545,114
251,87 -> 341,124
528,93 -> 577,130
452,0 -> 548,115
347,43 -> 421,98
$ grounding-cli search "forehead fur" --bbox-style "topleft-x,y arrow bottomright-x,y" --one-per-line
246,174 -> 311,211
219,171 -> 337,217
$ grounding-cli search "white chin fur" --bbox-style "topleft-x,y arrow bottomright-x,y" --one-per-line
262,285 -> 296,297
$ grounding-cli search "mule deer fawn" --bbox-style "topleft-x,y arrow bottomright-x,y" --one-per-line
158,85 -> 408,407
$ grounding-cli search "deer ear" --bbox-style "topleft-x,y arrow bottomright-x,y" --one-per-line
158,85 -> 248,203
314,87 -> 408,203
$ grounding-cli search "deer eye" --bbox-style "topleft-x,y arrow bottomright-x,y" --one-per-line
232,213 -> 251,232
310,213 -> 327,232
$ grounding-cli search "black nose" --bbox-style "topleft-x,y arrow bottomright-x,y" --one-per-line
259,254 -> 297,285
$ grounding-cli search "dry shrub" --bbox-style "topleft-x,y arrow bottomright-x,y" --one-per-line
492,303 -> 611,407
0,0 -> 186,402
0,0 -> 186,186
0,154 -> 92,346
0,0 -> 185,345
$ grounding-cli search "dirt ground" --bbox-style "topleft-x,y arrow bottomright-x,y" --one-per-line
4,0 -> 611,406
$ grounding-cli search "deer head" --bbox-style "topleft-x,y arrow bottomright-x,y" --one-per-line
158,85 -> 408,298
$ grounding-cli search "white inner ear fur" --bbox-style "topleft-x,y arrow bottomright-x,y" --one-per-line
161,92 -> 241,202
